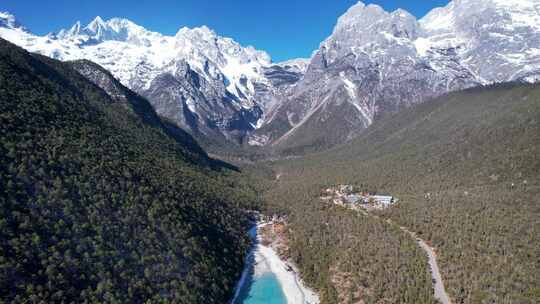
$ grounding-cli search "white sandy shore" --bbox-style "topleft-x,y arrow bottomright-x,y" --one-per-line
258,244 -> 319,304
231,223 -> 320,304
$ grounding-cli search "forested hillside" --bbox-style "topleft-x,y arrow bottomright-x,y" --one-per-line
0,38 -> 257,303
256,83 -> 540,304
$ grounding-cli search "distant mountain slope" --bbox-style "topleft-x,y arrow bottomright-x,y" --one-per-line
308,83 -> 540,187
267,82 -> 540,303
68,59 -> 211,162
0,38 -> 256,303
1,1 -> 539,154
0,12 -> 278,145
252,0 -> 540,153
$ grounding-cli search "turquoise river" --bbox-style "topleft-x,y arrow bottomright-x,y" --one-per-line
235,272 -> 287,304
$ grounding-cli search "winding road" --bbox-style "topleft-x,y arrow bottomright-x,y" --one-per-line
354,208 -> 452,304
396,223 -> 452,304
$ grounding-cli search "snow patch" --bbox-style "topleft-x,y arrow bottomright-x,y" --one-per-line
185,98 -> 197,113
341,76 -> 357,99
414,37 -> 431,57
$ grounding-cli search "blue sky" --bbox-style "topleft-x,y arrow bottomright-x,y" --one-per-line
1,0 -> 450,62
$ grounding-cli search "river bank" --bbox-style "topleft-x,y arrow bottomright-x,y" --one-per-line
232,222 -> 319,304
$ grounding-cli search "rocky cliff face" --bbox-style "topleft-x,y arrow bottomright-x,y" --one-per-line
68,59 -> 210,158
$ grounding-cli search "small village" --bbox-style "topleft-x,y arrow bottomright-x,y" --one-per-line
320,184 -> 397,211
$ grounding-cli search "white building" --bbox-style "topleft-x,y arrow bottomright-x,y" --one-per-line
371,195 -> 394,205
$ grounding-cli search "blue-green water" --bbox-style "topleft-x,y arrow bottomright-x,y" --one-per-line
235,272 -> 287,304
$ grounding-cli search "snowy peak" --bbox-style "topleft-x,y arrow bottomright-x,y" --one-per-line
46,14 -> 272,95
56,16 -> 159,44
335,2 -> 386,31
335,1 -> 417,34
254,0 -> 540,150
175,25 -> 215,39
0,11 -> 26,31
329,1 -> 419,47
321,0 -> 540,83
421,0 -> 540,33
275,58 -> 310,74
418,1 -> 456,34
0,11 -> 281,142
416,0 -> 540,83
58,21 -> 82,38
82,16 -> 112,41
173,25 -> 270,66
85,16 -> 106,33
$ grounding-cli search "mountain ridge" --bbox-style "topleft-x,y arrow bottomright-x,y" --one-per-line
0,11 -> 276,145
251,0 -> 540,153
1,0 -> 539,154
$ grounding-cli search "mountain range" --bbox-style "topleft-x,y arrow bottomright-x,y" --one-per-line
1,0 -> 539,153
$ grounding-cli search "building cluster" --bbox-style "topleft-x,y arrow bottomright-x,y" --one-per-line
321,185 -> 396,210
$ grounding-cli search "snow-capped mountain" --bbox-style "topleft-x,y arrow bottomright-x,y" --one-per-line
250,0 -> 540,151
419,0 -> 540,83
0,11 -> 24,30
1,0 -> 539,152
0,12 -> 276,142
